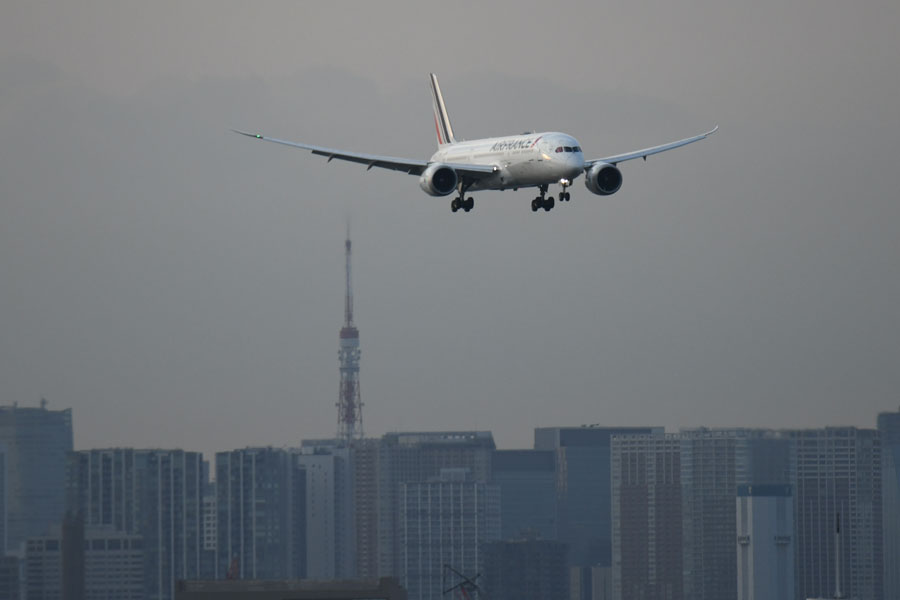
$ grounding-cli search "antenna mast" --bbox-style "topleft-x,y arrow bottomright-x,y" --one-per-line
337,224 -> 363,443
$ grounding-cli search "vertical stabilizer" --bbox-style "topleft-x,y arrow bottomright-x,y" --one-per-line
429,73 -> 457,146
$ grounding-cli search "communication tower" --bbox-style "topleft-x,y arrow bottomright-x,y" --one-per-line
337,227 -> 363,443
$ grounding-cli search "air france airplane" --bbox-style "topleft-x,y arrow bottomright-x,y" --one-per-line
234,74 -> 717,213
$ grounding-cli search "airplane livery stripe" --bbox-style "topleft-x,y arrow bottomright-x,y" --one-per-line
434,114 -> 444,145
430,74 -> 454,145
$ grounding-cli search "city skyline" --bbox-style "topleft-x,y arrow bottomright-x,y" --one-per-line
1,401 -> 896,600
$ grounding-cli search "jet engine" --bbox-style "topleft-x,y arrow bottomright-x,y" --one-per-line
418,163 -> 458,196
584,162 -> 623,196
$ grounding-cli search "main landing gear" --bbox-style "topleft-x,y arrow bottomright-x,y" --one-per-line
531,184 -> 555,212
451,181 -> 474,213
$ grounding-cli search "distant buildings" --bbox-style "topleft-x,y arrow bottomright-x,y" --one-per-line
376,431 -> 495,579
534,426 -> 660,570
297,440 -> 355,579
491,450 -> 557,541
24,524 -> 144,600
351,438 -> 380,578
735,484 -> 794,600
481,539 -> 568,600
66,448 -> 205,600
1,397 -> 896,600
791,427 -> 882,600
398,468 -> 500,600
0,404 -> 73,554
215,447 -> 306,580
611,433 -> 682,600
878,408 -> 900,600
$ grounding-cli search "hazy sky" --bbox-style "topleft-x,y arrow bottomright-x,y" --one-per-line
2,0 -> 898,459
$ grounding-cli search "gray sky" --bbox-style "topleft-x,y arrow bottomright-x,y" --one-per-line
2,0 -> 898,459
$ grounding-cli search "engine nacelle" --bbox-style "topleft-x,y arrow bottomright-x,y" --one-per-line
584,162 -> 623,196
418,163 -> 458,197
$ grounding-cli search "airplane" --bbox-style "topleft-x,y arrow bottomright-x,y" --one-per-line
234,73 -> 717,213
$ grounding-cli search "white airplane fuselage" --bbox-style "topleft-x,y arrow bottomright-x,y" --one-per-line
430,132 -> 584,191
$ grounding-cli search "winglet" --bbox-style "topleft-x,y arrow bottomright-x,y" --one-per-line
429,73 -> 457,146
231,129 -> 264,139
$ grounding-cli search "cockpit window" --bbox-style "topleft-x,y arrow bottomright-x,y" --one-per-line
555,147 -> 564,153
573,146 -> 582,153
564,146 -> 573,152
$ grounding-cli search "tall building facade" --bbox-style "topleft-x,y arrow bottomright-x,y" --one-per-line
877,408 -> 900,600
678,428 -> 793,600
215,447 -> 306,580
296,440 -> 355,578
377,431 -> 495,578
398,469 -> 500,600
491,450 -> 557,540
679,429 -> 739,600
481,539 -> 569,600
611,433 -> 682,600
791,427 -> 882,600
351,438 -> 380,578
25,525 -> 144,600
534,426 -> 660,570
0,404 -> 73,553
735,484 -> 793,600
66,448 -> 205,600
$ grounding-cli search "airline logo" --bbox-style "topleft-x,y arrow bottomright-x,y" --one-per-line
490,136 -> 542,152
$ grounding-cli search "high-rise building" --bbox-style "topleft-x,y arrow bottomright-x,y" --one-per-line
877,408 -> 900,600
399,468 -> 500,600
481,539 -> 569,600
351,438 -> 380,578
0,403 -> 73,553
678,428 -> 794,600
0,555 -> 19,600
25,535 -> 61,600
66,448 -> 205,600
679,429 -> 738,600
0,443 -> 7,554
25,525 -> 144,600
377,431 -> 495,578
491,450 -> 557,540
201,481 -> 216,579
610,433 -> 682,600
534,426 -> 661,570
791,427 -> 882,600
297,440 -> 355,579
215,447 -> 306,580
735,484 -> 794,600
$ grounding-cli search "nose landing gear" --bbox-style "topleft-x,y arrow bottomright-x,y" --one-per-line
558,178 -> 571,203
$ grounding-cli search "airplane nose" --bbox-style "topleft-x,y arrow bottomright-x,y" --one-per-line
567,152 -> 585,175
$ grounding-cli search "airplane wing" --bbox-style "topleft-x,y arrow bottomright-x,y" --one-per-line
585,125 -> 718,166
232,130 -> 497,179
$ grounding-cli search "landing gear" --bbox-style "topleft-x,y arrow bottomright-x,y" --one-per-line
451,182 -> 475,213
558,179 -> 571,203
531,184 -> 554,212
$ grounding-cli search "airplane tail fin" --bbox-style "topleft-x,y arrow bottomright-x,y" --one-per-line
429,73 -> 457,146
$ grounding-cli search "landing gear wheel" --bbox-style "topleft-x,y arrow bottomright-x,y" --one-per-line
531,198 -> 541,212
543,197 -> 555,211
565,192 -> 571,201
464,197 -> 474,212
451,198 -> 460,213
